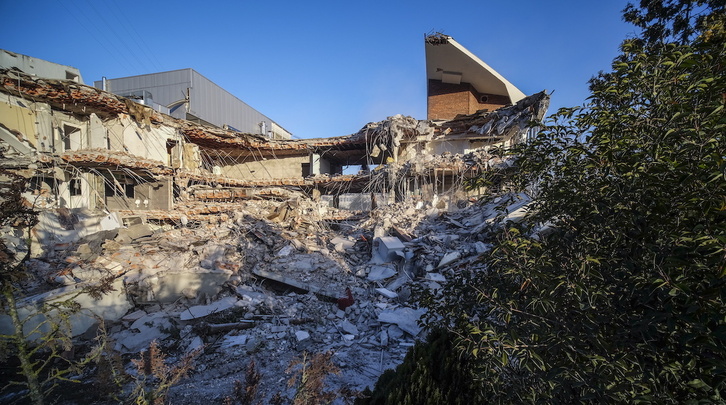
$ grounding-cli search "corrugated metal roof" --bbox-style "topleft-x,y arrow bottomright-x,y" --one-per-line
95,69 -> 291,138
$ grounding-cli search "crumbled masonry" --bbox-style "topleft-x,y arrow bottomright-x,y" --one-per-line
0,62 -> 547,402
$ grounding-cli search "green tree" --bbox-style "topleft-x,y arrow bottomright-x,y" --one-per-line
423,1 -> 726,403
358,329 -> 482,405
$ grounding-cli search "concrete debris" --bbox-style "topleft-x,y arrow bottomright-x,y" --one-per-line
375,287 -> 399,299
375,236 -> 405,262
295,330 -> 310,342
117,223 -> 154,242
180,297 -> 240,321
425,272 -> 447,282
221,334 -> 249,348
0,50 -> 550,402
252,268 -> 339,301
437,251 -> 461,268
367,264 -> 397,281
339,319 -> 359,336
378,307 -> 426,337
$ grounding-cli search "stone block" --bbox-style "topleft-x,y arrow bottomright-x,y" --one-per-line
376,236 -> 405,262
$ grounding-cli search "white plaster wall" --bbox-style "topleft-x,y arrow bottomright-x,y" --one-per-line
106,119 -> 125,152
120,117 -> 175,163
88,113 -> 107,149
36,104 -> 54,152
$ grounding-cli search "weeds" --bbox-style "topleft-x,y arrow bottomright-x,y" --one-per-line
287,350 -> 340,405
223,359 -> 261,405
130,340 -> 201,405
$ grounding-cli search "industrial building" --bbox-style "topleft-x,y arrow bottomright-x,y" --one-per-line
95,69 -> 292,140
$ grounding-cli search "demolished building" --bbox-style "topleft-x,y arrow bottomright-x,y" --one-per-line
0,64 -> 547,217
0,35 -> 549,402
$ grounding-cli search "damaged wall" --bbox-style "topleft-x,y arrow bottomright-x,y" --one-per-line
206,153 -> 310,180
427,80 -> 511,120
0,65 -> 548,226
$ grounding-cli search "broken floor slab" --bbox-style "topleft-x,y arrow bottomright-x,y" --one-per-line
180,296 -> 241,321
377,307 -> 426,337
251,267 -> 339,301
115,311 -> 174,353
125,268 -> 234,304
367,264 -> 397,281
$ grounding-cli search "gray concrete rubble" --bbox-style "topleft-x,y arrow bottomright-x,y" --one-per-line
0,187 -> 528,403
0,60 -> 549,402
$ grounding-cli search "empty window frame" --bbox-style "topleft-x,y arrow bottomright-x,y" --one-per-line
62,124 -> 82,151
69,178 -> 82,196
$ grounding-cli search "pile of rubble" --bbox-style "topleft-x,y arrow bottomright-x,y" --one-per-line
0,190 -> 532,403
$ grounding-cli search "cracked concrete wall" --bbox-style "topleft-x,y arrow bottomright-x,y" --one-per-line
88,113 -> 107,149
0,94 -> 37,148
215,155 -> 309,180
121,119 -> 171,164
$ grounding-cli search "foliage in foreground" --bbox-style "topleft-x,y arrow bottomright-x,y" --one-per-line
421,0 -> 726,403
357,329 -> 481,405
286,350 -> 341,405
130,340 -> 201,405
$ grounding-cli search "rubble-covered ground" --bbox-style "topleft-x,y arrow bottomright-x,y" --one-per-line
0,193 -> 530,404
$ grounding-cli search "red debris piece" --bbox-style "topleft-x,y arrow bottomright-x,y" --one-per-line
337,287 -> 354,310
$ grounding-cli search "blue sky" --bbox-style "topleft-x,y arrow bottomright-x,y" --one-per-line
1,0 -> 635,139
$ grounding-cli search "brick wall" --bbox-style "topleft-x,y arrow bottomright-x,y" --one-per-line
468,91 -> 510,115
427,80 -> 510,120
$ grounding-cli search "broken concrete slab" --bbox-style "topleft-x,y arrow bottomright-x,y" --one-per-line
126,268 -> 234,304
474,241 -> 492,254
375,288 -> 398,299
187,336 -> 204,353
252,268 -> 338,300
378,307 -> 426,337
117,223 -> 153,241
234,285 -> 267,303
386,324 -> 404,341
380,330 -> 389,346
331,236 -> 355,252
437,251 -> 461,268
180,296 -> 240,321
295,330 -> 310,341
367,265 -> 397,281
385,275 -> 409,292
276,245 -> 295,257
339,319 -> 359,336
0,277 -> 132,340
376,236 -> 405,262
113,312 -> 174,353
221,334 -> 249,348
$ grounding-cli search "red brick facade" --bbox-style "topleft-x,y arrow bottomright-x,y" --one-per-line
427,79 -> 510,120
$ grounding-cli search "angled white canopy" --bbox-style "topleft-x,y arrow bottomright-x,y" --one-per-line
425,34 -> 526,104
